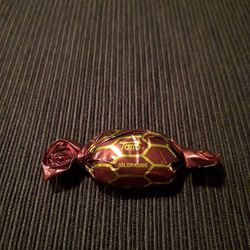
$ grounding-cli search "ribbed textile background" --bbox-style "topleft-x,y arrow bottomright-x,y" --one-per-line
0,0 -> 249,249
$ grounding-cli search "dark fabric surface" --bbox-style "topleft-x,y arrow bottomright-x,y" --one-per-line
0,0 -> 249,249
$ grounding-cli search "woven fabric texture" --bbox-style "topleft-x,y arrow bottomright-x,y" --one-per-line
0,0 -> 249,249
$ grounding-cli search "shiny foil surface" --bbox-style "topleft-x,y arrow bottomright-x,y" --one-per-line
42,129 -> 221,188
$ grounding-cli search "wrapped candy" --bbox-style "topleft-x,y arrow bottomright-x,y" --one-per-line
42,129 -> 221,188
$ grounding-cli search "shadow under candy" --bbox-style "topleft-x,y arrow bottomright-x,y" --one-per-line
190,163 -> 225,187
50,163 -> 87,193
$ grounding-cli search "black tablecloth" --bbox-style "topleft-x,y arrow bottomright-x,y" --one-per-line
0,0 -> 249,249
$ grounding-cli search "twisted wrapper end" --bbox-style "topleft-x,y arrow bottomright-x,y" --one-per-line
168,139 -> 221,168
42,139 -> 86,181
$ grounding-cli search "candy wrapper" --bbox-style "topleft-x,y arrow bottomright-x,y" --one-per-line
42,129 -> 221,188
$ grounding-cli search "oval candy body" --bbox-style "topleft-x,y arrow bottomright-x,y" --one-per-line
85,130 -> 180,188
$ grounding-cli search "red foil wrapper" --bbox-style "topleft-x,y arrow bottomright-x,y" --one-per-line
42,129 -> 221,188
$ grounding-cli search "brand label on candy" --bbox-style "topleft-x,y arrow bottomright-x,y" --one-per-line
120,141 -> 141,151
